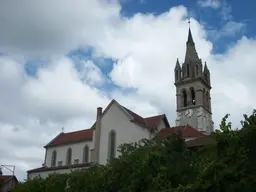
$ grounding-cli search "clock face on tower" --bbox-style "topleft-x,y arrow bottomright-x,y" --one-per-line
185,109 -> 193,118
197,108 -> 203,117
177,112 -> 182,120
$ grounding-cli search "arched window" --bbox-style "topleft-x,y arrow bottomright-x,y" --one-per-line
206,91 -> 209,109
190,87 -> 196,105
203,88 -> 206,106
51,150 -> 57,167
196,65 -> 199,76
66,148 -> 72,165
182,90 -> 187,107
187,64 -> 190,77
83,145 -> 89,163
108,130 -> 116,160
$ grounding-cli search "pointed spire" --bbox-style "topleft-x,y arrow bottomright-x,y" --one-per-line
203,62 -> 210,85
187,18 -> 194,45
175,58 -> 181,69
187,28 -> 194,45
203,62 -> 209,73
184,20 -> 199,62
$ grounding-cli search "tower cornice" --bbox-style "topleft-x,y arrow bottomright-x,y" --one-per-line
174,76 -> 212,90
176,104 -> 212,114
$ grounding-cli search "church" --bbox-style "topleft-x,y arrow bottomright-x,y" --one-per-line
27,27 -> 214,180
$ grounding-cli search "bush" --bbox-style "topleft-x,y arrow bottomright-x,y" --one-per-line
13,110 -> 256,192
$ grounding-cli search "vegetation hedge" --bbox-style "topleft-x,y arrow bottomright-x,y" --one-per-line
14,110 -> 256,192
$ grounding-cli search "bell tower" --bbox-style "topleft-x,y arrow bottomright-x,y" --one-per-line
174,27 -> 214,134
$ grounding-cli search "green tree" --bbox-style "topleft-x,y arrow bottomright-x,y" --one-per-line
13,109 -> 256,192
13,177 -> 46,192
191,110 -> 256,191
102,134 -> 197,192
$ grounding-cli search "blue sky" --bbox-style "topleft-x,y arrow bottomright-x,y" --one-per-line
121,0 -> 254,53
0,0 -> 256,180
23,0 -> 255,77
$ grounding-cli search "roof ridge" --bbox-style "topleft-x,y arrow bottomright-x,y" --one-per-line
158,126 -> 206,138
44,132 -> 64,148
121,105 -> 148,126
45,128 -> 93,148
144,114 -> 164,119
0,175 -> 17,184
184,124 -> 199,130
64,128 -> 92,134
122,106 -> 143,117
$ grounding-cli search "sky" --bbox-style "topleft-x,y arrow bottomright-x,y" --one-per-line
0,0 -> 255,181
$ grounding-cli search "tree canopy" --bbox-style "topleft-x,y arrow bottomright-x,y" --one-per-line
14,109 -> 256,192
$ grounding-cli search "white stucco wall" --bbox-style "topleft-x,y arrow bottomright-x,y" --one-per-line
149,119 -> 167,139
45,140 -> 93,167
29,103 -> 169,179
156,119 -> 167,130
28,166 -> 89,180
98,102 -> 151,165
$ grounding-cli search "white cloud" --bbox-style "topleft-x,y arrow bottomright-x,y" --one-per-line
198,0 -> 221,9
0,0 -> 121,58
0,56 -> 111,179
23,58 -> 108,121
210,21 -> 246,41
79,60 -> 105,86
0,0 -> 256,182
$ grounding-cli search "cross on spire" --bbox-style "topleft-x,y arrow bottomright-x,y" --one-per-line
184,18 -> 198,62
186,17 -> 194,45
61,127 -> 64,133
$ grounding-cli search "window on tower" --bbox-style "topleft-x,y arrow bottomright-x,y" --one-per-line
203,88 -> 206,106
187,64 -> 190,77
190,87 -> 196,105
182,90 -> 187,107
196,65 -> 199,76
206,91 -> 209,109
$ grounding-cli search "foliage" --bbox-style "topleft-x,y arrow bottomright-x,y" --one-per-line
0,179 -> 4,188
13,109 -> 256,192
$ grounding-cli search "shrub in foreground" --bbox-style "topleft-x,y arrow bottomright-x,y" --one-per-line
14,110 -> 256,192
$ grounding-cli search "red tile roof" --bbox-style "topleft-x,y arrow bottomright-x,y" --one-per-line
144,114 -> 165,127
122,106 -> 148,126
27,162 -> 92,173
0,175 -> 18,184
45,102 -> 167,148
45,129 -> 93,148
122,106 -> 167,129
158,125 -> 206,138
